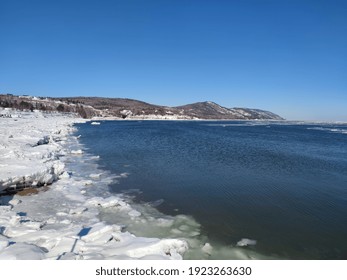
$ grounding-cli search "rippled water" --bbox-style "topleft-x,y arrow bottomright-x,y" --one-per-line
75,121 -> 347,259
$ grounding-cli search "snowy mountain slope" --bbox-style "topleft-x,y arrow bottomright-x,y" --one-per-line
0,94 -> 284,120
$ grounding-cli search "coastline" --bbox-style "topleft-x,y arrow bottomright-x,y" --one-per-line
0,110 -> 272,260
0,110 -> 189,260
90,117 -> 347,125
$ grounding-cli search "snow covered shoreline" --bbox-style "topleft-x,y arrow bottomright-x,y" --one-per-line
0,110 -> 189,260
0,110 -> 77,193
0,109 -> 269,260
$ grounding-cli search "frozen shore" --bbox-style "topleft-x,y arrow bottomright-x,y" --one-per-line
0,110 -> 74,193
0,110 -> 189,260
0,109 -> 268,260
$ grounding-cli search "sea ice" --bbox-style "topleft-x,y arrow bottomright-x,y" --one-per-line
202,243 -> 213,255
0,111 -> 193,260
236,238 -> 257,247
128,210 -> 141,217
0,243 -> 46,260
70,149 -> 83,154
89,173 -> 102,179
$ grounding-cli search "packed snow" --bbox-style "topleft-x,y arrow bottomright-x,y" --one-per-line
0,109 -> 266,260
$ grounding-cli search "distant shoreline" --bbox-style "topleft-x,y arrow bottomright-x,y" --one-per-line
0,94 -> 284,121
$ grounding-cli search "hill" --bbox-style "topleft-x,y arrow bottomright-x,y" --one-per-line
0,94 -> 284,120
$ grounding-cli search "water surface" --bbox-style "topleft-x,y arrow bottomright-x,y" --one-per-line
76,121 -> 347,259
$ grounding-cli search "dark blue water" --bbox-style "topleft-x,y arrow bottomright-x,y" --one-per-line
75,121 -> 347,259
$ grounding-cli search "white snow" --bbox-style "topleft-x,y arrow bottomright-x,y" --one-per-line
0,110 -> 75,193
120,110 -> 133,117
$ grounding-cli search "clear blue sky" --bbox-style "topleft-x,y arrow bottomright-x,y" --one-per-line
1,0 -> 346,121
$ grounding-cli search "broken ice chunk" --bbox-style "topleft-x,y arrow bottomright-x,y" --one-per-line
236,238 -> 257,247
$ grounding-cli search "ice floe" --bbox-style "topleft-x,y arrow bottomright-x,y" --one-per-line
236,238 -> 257,247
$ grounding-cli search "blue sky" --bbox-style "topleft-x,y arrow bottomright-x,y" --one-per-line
1,0 -> 346,121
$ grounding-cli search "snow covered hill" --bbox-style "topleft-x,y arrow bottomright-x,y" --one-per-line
1,94 -> 284,120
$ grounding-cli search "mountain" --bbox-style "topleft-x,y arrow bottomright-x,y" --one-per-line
0,94 -> 284,120
175,101 -> 283,120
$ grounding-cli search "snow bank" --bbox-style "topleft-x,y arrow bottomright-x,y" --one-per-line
0,110 -> 74,193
